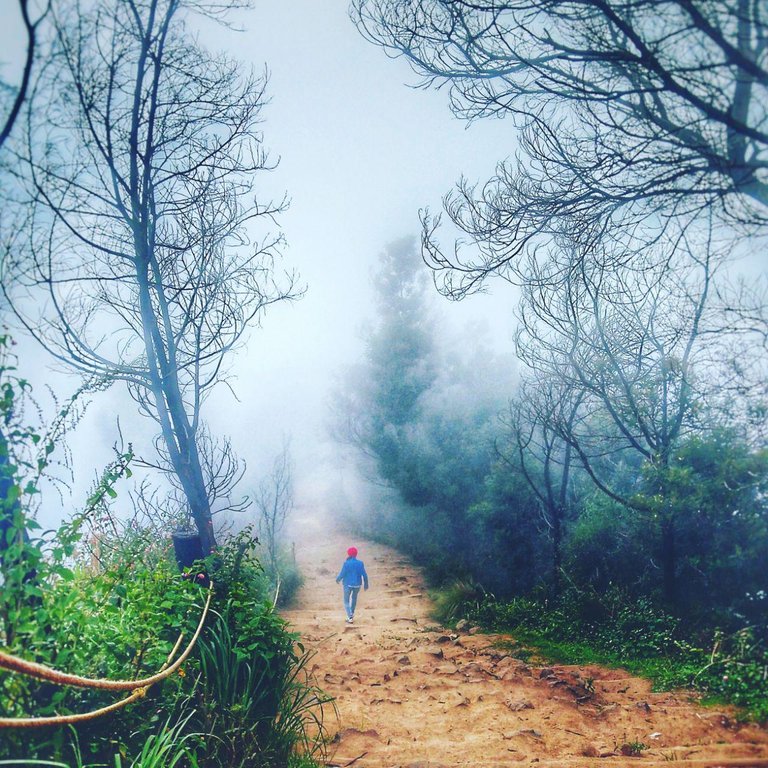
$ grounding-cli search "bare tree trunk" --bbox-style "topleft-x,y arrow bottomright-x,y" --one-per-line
6,0 -> 298,559
256,444 -> 293,574
174,441 -> 217,556
551,505 -> 563,596
135,243 -> 217,552
660,516 -> 677,607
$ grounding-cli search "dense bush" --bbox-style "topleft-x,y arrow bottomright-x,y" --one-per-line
0,511 -> 329,766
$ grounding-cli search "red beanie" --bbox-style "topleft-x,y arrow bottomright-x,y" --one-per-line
347,546 -> 358,557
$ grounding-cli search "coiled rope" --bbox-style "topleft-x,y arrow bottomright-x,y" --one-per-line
0,580 -> 213,728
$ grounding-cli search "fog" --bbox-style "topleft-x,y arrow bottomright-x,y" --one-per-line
2,6 -> 766,756
2,1 -> 763,538
0,1 -> 518,527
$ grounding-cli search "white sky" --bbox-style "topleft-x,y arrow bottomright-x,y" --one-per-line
1,0 -> 519,524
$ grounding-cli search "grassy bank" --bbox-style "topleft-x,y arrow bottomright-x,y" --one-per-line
436,588 -> 768,723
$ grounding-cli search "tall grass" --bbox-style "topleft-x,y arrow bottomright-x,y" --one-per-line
432,579 -> 487,623
195,611 -> 333,767
274,650 -> 336,764
118,714 -> 199,768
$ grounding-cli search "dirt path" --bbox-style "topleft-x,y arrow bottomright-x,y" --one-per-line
281,514 -> 768,768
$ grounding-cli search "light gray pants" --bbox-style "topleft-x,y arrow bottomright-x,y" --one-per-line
343,585 -> 361,619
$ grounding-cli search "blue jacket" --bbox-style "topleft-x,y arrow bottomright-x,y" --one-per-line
336,556 -> 369,589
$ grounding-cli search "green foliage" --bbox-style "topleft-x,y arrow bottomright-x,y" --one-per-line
337,245 -> 768,727
0,441 -> 167,730
185,527 -> 329,767
115,713 -> 199,768
195,609 -> 332,767
556,430 -> 768,626
661,432 -> 768,622
431,579 -> 486,624
2,523 -> 330,766
268,546 -> 304,609
0,359 -> 328,767
464,458 -> 550,597
564,493 -> 649,595
350,238 -> 438,495
196,609 -> 288,766
189,530 -> 331,768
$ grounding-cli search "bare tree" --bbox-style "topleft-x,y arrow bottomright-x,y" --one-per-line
502,377 -> 583,595
139,426 -> 252,530
4,0 -> 300,554
352,1 -> 768,296
255,442 -> 293,575
515,238 -> 719,603
711,274 -> 768,443
0,0 -> 50,553
0,0 -> 49,152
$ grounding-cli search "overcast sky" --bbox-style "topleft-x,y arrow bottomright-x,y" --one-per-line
1,1 -> 519,524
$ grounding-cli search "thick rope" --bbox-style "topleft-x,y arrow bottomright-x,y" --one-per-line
0,581 -> 212,728
0,686 -> 148,729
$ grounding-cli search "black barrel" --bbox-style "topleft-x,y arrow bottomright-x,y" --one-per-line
171,530 -> 204,571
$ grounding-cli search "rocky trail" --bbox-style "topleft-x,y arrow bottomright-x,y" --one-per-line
281,515 -> 768,768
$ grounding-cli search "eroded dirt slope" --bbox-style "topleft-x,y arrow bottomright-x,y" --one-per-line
281,514 -> 768,768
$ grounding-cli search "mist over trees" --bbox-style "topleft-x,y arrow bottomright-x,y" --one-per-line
334,238 -> 518,584
336,237 -> 437,494
342,1 -> 768,636
336,233 -> 768,626
0,0 -> 766,754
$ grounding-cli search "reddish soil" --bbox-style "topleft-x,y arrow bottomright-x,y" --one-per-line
282,514 -> 768,768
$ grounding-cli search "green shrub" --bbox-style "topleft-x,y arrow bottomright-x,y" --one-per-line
261,545 -> 303,609
432,579 -> 487,623
190,532 -> 331,768
0,517 -> 329,766
196,607 -> 291,766
0,338 -> 328,765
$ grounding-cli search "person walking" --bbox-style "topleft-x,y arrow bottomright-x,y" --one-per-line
335,546 -> 369,623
